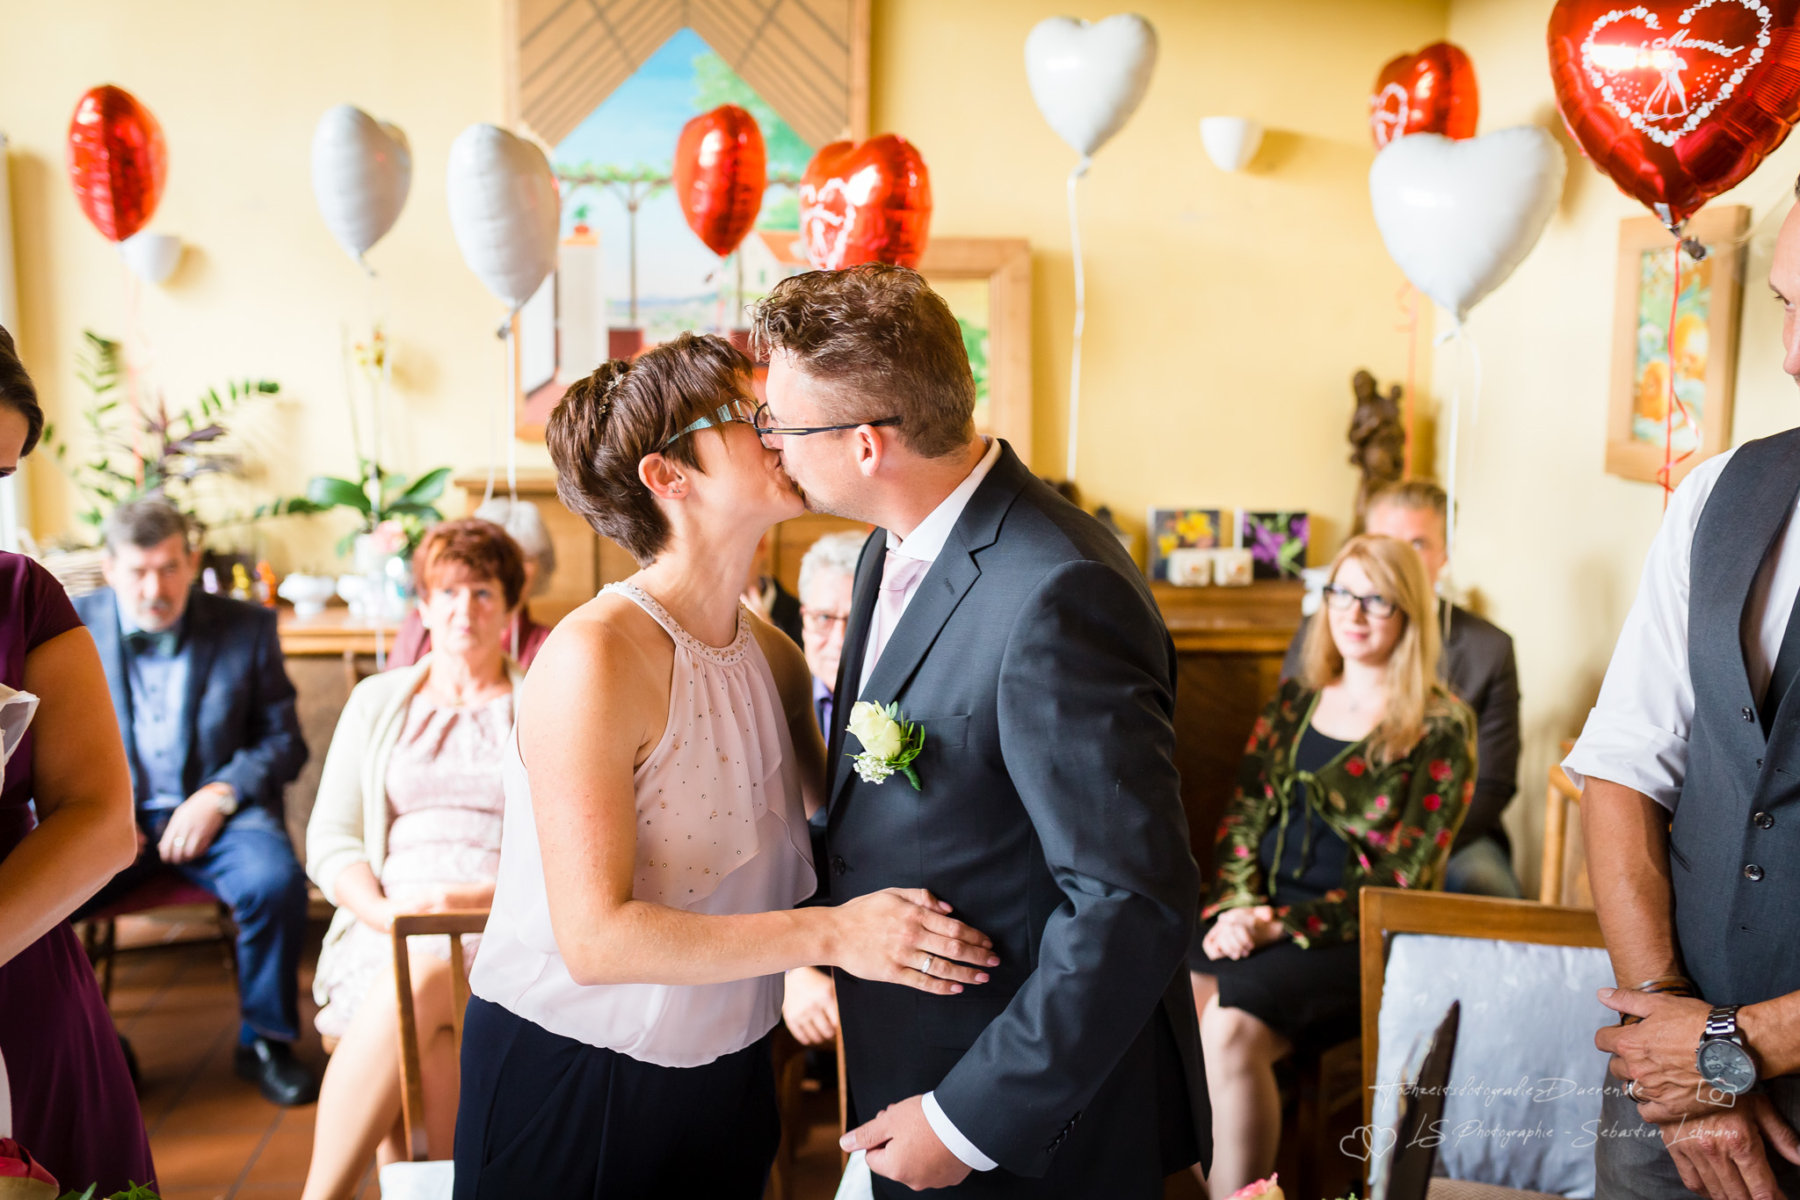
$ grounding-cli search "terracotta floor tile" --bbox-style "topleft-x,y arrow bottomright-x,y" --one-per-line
155,1188 -> 232,1200
148,1131 -> 267,1187
157,1081 -> 283,1136
242,1127 -> 313,1185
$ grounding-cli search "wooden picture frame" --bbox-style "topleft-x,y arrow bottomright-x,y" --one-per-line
1605,205 -> 1747,486
917,237 -> 1034,466
514,236 -> 1035,464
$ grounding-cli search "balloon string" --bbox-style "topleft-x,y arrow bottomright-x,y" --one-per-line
121,256 -> 145,489
1655,242 -> 1700,509
506,325 -> 518,506
1064,155 -> 1091,483
1436,320 -> 1474,646
1396,284 -> 1419,480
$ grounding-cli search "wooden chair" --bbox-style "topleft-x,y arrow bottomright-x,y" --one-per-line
769,1024 -> 851,1200
1359,888 -> 1606,1196
1539,738 -> 1582,905
378,909 -> 488,1199
80,872 -> 238,1002
1273,1035 -> 1365,1200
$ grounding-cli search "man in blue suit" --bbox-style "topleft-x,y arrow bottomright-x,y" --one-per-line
75,498 -> 316,1105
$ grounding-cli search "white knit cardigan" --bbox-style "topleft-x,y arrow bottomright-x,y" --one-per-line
304,653 -> 525,1004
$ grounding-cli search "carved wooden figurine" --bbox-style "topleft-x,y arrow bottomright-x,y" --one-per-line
1348,368 -> 1406,530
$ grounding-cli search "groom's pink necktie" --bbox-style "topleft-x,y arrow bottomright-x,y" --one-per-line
860,549 -> 928,693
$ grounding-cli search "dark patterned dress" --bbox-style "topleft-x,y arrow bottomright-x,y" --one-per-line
0,554 -> 155,1191
1192,678 -> 1476,1047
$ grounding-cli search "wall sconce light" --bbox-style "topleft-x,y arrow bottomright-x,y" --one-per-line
120,231 -> 183,285
1199,117 -> 1263,173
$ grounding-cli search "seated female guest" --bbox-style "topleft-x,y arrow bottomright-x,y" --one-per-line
301,519 -> 527,1200
1191,534 -> 1476,1195
456,333 -> 998,1197
386,498 -> 554,670
0,325 -> 150,1192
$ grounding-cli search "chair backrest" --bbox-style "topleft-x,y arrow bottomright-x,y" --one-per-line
1540,738 -> 1582,905
1360,888 -> 1610,1195
391,910 -> 489,1162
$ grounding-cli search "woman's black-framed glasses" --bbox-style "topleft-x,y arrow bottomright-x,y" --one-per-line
751,402 -> 902,450
661,397 -> 761,448
1321,583 -> 1398,619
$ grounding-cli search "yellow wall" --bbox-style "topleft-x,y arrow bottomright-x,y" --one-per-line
874,0 -> 1450,549
0,0 -> 531,570
3,0 -> 1450,568
1438,0 -> 1800,895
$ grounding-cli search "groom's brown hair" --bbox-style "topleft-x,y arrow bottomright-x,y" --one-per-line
750,264 -> 976,458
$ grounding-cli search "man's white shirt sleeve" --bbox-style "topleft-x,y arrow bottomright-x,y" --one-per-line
1561,454 -> 1724,811
922,1091 -> 998,1171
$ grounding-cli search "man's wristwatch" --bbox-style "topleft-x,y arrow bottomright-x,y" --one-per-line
1696,1004 -> 1759,1096
208,784 -> 239,817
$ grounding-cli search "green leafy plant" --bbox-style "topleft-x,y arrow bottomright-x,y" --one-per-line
44,332 -> 280,535
260,462 -> 450,559
57,1183 -> 161,1200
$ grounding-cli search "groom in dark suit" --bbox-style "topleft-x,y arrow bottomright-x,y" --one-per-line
753,265 -> 1207,1197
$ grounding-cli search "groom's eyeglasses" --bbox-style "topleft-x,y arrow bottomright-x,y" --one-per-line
751,402 -> 902,450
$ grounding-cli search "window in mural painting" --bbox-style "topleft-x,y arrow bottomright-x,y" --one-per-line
519,28 -> 817,428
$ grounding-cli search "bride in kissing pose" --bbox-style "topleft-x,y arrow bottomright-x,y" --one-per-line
454,333 -> 998,1198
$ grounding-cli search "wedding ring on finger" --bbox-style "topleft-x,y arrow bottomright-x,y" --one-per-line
920,953 -> 936,977
1624,1078 -> 1641,1102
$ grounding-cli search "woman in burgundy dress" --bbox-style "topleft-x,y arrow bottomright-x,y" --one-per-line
0,326 -> 153,1191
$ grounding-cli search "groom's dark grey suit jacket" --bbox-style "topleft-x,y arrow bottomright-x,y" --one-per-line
820,441 -> 1209,1197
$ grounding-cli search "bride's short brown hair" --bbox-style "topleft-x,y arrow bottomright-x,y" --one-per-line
546,332 -> 753,565
749,263 -> 975,458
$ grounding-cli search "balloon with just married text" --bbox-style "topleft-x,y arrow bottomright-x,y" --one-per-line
1548,0 -> 1800,235
1369,41 -> 1479,149
1369,127 -> 1567,323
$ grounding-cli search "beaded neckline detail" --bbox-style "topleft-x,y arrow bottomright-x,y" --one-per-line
604,581 -> 751,664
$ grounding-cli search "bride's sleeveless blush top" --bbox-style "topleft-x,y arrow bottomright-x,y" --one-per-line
470,582 -> 816,1067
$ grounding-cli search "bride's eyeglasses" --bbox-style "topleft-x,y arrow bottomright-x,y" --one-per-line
751,402 -> 903,450
661,397 -> 761,448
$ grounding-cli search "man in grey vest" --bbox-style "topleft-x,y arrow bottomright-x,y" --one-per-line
1564,189 -> 1800,1196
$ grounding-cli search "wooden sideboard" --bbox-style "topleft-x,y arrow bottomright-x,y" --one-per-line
1154,580 -> 1306,877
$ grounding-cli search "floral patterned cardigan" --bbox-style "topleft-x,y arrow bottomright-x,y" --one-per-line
1203,678 -> 1478,949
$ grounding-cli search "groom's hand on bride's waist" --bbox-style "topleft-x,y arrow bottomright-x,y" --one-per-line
842,1094 -> 973,1190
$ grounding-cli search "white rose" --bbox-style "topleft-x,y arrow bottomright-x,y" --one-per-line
847,701 -> 904,760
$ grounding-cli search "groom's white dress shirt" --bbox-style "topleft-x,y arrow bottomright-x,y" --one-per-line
855,434 -> 1001,1173
1563,447 -> 1800,810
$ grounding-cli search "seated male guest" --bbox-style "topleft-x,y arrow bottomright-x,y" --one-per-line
1196,534 -> 1475,1194
75,498 -> 314,1105
386,498 -> 554,670
1282,480 -> 1522,897
783,530 -> 865,1049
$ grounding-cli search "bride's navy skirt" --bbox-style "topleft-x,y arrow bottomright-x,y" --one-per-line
452,995 -> 780,1198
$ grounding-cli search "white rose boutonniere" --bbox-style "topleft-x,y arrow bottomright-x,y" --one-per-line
846,700 -> 925,790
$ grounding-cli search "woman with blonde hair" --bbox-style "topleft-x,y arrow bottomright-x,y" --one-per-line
1190,534 -> 1477,1194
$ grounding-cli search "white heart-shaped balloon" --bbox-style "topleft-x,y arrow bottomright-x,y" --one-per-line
1024,14 -> 1159,160
446,124 -> 560,312
1369,127 -> 1566,323
312,105 -> 412,263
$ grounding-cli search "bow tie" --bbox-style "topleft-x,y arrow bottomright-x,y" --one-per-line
125,629 -> 180,658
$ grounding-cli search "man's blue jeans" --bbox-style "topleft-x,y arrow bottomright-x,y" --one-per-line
1443,833 -> 1523,899
80,804 -> 308,1045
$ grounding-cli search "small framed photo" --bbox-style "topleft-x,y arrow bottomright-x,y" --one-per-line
1240,511 -> 1309,580
1605,205 -> 1747,486
1147,508 -> 1226,583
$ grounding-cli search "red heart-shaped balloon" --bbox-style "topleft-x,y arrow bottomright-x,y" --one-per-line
67,84 -> 167,243
799,135 -> 932,271
673,104 -> 767,258
1549,0 -> 1800,233
1370,41 -> 1480,149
